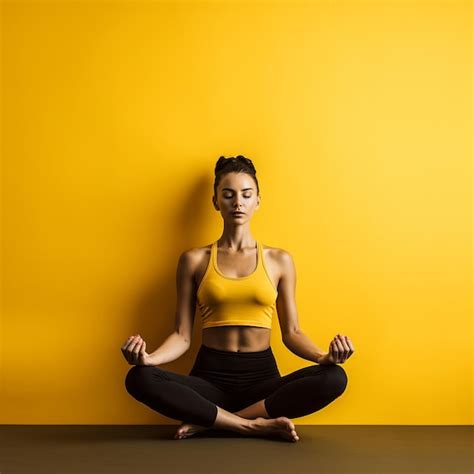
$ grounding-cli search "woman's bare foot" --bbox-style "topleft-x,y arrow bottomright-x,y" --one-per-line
248,416 -> 299,442
174,416 -> 299,442
174,422 -> 211,439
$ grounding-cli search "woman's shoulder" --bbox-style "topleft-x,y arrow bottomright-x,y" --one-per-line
261,244 -> 295,277
261,242 -> 292,258
176,244 -> 213,287
179,243 -> 212,266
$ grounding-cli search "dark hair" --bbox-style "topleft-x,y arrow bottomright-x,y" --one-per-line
213,155 -> 259,197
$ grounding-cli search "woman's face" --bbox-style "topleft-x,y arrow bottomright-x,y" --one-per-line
214,172 -> 260,223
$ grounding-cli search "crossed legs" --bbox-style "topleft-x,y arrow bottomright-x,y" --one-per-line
125,363 -> 347,441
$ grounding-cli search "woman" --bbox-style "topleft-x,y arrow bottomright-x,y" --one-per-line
121,155 -> 355,442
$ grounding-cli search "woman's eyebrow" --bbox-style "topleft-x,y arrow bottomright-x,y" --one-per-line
222,188 -> 253,192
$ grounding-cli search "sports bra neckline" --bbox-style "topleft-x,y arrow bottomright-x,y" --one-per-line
212,240 -> 261,280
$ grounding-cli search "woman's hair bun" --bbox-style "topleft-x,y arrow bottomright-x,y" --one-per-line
215,156 -> 229,173
235,155 -> 256,174
215,155 -> 256,175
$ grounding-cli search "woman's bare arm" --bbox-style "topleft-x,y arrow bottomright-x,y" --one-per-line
276,249 -> 327,363
146,249 -> 197,366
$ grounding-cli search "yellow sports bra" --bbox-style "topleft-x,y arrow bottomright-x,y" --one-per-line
196,240 -> 278,329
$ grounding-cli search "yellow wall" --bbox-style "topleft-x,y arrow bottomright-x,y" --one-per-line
1,0 -> 471,425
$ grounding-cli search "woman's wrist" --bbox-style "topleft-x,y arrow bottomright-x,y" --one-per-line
143,353 -> 160,366
316,352 -> 331,365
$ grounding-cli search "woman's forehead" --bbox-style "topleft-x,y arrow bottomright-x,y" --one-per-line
219,173 -> 254,189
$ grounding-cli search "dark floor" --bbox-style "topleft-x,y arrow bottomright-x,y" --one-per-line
0,425 -> 472,474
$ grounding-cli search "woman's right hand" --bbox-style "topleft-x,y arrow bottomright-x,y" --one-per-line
121,334 -> 152,366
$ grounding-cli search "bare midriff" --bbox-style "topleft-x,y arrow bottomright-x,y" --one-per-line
202,325 -> 271,352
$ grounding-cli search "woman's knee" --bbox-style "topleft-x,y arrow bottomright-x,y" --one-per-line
321,364 -> 348,397
124,365 -> 156,398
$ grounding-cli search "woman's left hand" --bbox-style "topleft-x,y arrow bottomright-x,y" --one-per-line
319,334 -> 355,365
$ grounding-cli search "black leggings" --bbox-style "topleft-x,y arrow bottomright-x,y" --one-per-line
125,344 -> 348,427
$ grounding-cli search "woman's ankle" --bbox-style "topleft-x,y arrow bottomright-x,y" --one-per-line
212,407 -> 254,434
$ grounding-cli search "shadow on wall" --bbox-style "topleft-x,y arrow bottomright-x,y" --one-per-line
121,171 -> 215,380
